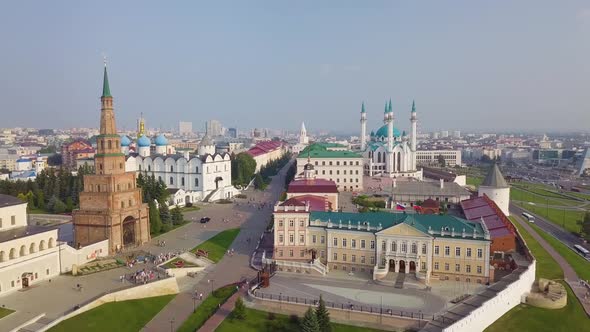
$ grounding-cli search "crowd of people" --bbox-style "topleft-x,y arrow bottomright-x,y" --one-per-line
128,268 -> 159,284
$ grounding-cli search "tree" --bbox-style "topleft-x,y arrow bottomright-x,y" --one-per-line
148,200 -> 162,235
315,295 -> 331,332
301,307 -> 320,332
65,196 -> 74,212
171,207 -> 184,226
232,152 -> 257,186
437,154 -> 446,167
160,203 -> 171,225
254,173 -> 266,190
232,296 -> 246,320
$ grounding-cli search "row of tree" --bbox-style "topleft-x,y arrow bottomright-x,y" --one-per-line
0,164 -> 93,213
255,152 -> 292,190
136,172 -> 182,235
231,152 -> 257,187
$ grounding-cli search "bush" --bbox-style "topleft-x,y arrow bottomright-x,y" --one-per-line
231,296 -> 246,320
267,312 -> 276,320
217,199 -> 233,204
289,314 -> 300,324
185,202 -> 193,207
235,194 -> 247,199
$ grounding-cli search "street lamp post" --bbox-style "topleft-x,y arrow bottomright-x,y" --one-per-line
208,279 -> 215,295
169,317 -> 175,332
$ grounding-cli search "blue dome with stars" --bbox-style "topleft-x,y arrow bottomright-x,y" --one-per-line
120,135 -> 131,147
155,134 -> 168,146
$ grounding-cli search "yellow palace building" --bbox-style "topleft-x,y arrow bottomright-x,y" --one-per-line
272,203 -> 493,284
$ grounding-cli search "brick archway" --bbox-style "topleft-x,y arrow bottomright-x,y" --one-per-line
122,216 -> 136,246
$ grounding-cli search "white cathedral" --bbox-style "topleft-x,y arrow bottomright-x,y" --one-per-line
120,117 -> 239,205
360,100 -> 423,180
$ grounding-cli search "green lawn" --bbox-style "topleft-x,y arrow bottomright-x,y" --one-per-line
47,295 -> 175,332
181,206 -> 201,212
466,176 -> 482,187
530,223 -> 590,281
515,202 -> 585,234
216,308 -> 387,332
177,285 -> 237,332
191,228 -> 240,263
486,217 -> 589,332
568,192 -> 590,201
509,217 -> 562,280
486,283 -> 590,332
0,307 -> 15,319
511,187 -> 579,207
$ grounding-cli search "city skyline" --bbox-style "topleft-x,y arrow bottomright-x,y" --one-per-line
1,1 -> 590,132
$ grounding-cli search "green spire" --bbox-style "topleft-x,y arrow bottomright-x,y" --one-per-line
102,65 -> 111,97
384,101 -> 388,114
411,100 -> 416,113
388,99 -> 392,113
361,102 -> 366,113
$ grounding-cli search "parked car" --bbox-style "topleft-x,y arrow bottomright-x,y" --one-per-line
200,217 -> 211,223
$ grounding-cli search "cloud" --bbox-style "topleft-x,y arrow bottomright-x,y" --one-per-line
577,8 -> 590,20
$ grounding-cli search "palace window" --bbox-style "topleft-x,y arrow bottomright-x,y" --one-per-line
148,165 -> 151,171
329,170 -> 333,175
342,238 -> 347,247
333,253 -> 338,261
361,256 -> 365,263
128,199 -> 132,207
455,247 -> 461,257
455,264 -> 461,272
434,262 -> 439,270
299,220 -> 304,227
401,242 -> 407,253
195,178 -> 199,187
333,238 -> 338,246
342,254 -> 347,262
351,255 -> 356,263
336,161 -> 340,166
444,246 -> 450,256
289,250 -> 293,257
391,241 -> 396,252
322,170 -> 325,175
321,236 -> 325,244
120,201 -> 124,208
477,249 -> 483,258
445,263 -> 449,271
181,177 -> 185,186
329,161 -> 333,166
315,161 -> 318,166
336,170 -> 340,175
343,170 -> 347,175
370,256 -> 375,264
361,240 -> 366,249
370,241 -> 375,249
421,262 -> 426,270
278,220 -> 283,227
299,234 -> 304,243
322,161 -> 325,166
411,243 -> 417,254
343,161 -> 347,166
279,250 -> 283,257
169,177 -> 173,185
279,234 -> 284,243
351,239 -> 356,248
422,244 -> 427,254
466,265 -> 471,273
289,220 -> 294,227
320,250 -> 325,258
300,250 -> 305,257
382,241 -> 386,251
196,166 -> 199,173
289,234 -> 294,243
466,248 -> 472,257
312,235 -> 317,243
477,266 -> 482,274
170,165 -> 174,172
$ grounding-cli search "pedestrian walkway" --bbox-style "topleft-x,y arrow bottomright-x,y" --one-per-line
197,288 -> 246,332
513,215 -> 590,316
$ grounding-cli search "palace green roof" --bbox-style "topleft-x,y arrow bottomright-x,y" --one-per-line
309,211 -> 487,239
300,143 -> 362,158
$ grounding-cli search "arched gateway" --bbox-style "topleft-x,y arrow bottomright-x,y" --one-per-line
122,216 -> 136,246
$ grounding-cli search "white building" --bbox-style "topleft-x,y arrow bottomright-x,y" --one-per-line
0,195 -> 107,296
292,122 -> 309,154
124,134 -> 238,203
478,164 -> 510,215
360,100 -> 422,179
206,120 -> 223,137
416,150 -> 462,167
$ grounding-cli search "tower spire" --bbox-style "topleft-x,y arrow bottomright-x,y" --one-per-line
388,98 -> 392,113
361,102 -> 366,113
411,100 -> 416,113
102,58 -> 111,98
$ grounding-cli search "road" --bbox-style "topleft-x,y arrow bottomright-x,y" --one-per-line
509,202 -> 590,254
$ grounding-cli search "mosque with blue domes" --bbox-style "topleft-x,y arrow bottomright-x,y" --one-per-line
360,100 -> 422,180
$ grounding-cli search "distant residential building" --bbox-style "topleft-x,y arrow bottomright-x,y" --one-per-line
206,120 -> 222,137
452,131 -> 461,138
440,131 -> 449,138
61,139 -> 95,170
227,128 -> 238,138
416,150 -> 462,167
178,121 -> 192,135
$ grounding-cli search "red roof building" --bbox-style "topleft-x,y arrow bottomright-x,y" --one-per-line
460,194 -> 516,253
287,178 -> 339,211
246,140 -> 285,171
280,195 -> 331,212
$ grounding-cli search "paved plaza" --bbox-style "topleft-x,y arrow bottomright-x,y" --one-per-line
0,162 -> 290,332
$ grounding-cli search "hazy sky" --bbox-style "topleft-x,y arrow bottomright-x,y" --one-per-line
1,1 -> 589,134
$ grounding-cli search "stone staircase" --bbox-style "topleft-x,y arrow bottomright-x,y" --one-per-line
394,273 -> 406,289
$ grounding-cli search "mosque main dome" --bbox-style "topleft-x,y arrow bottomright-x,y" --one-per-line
374,124 -> 401,138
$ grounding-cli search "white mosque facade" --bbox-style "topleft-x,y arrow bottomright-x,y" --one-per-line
121,130 -> 239,204
360,100 -> 423,180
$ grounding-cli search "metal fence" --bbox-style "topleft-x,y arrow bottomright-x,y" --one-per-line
251,291 -> 433,321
